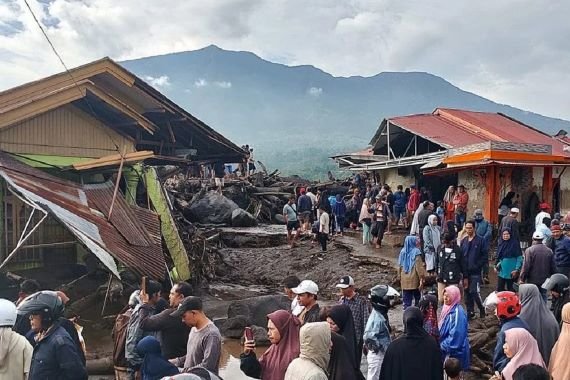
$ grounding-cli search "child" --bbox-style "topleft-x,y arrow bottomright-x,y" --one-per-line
444,357 -> 464,380
436,201 -> 445,223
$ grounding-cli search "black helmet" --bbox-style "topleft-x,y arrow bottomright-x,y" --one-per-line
16,291 -> 64,322
542,274 -> 570,294
369,285 -> 399,312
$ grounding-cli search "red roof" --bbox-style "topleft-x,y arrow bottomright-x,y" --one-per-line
388,108 -> 569,156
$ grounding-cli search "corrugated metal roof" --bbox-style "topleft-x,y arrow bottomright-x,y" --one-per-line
0,152 -> 165,279
387,108 -> 569,156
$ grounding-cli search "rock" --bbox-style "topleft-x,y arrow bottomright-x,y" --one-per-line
223,185 -> 250,209
251,325 -> 270,346
184,191 -> 239,224
469,331 -> 491,351
220,316 -> 249,338
273,214 -> 285,224
227,295 -> 291,328
231,209 -> 258,227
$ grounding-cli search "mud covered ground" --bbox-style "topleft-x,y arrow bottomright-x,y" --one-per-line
216,234 -> 399,301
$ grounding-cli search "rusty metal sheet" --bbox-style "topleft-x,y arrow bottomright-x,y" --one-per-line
0,151 -> 165,280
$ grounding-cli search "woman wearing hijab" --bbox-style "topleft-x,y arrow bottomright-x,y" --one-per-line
438,286 -> 470,370
136,336 -> 179,380
285,322 -> 330,380
241,310 -> 301,380
398,235 -> 426,309
359,198 -> 373,245
443,186 -> 456,224
379,307 -> 443,380
495,228 -> 523,292
549,303 -> 570,380
518,284 -> 559,365
419,294 -> 439,343
327,305 -> 362,370
500,328 -> 545,380
423,215 -> 441,272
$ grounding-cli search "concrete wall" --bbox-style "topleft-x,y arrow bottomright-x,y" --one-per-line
458,169 -> 486,217
377,167 -> 417,190
555,167 -> 570,214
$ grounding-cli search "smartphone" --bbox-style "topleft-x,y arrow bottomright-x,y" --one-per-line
141,276 -> 147,295
244,327 -> 254,341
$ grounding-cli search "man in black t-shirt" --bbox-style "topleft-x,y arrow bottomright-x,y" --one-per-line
213,161 -> 226,194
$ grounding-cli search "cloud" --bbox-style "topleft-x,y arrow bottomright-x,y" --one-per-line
194,78 -> 208,87
0,0 -> 568,119
143,75 -> 170,88
307,87 -> 323,96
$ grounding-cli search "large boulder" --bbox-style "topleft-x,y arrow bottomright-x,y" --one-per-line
227,295 -> 290,328
231,209 -> 258,227
220,316 -> 248,338
184,191 -> 239,225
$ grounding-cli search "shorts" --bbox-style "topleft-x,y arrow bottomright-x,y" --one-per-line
300,211 -> 312,223
215,177 -> 224,187
287,220 -> 300,231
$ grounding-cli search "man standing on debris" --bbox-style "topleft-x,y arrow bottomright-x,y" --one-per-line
213,160 -> 226,194
297,188 -> 313,234
318,205 -> 330,252
248,148 -> 256,176
171,296 -> 222,374
550,224 -> 570,277
460,220 -> 487,319
139,282 -> 193,359
126,280 -> 162,378
292,280 -> 321,324
283,195 -> 301,249
453,185 -> 469,231
337,275 -> 369,367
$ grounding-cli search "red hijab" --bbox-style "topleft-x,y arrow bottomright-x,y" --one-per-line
258,310 -> 301,380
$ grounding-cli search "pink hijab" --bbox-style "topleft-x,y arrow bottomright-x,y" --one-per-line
502,328 -> 546,380
258,310 -> 301,380
439,285 -> 461,329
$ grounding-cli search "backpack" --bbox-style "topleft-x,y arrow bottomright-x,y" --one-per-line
112,308 -> 133,367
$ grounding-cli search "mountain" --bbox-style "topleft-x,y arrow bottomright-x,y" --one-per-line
121,45 -> 570,179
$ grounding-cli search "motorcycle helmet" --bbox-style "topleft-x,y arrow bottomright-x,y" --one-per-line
542,274 -> 570,294
0,299 -> 17,327
495,291 -> 521,320
16,291 -> 64,325
369,284 -> 399,312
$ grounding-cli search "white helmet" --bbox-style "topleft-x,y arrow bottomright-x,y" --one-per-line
0,299 -> 17,327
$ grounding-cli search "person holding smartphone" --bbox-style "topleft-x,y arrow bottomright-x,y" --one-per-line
240,310 -> 301,379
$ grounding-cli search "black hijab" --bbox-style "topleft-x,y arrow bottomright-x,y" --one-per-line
496,227 -> 522,259
379,307 -> 443,380
328,332 -> 365,380
328,305 -> 359,367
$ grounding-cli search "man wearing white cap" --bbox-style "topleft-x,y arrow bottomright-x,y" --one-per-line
292,280 -> 321,325
520,231 -> 556,301
337,275 -> 369,364
498,208 -> 521,244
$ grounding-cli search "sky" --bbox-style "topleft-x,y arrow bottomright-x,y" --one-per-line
1,0 -> 569,120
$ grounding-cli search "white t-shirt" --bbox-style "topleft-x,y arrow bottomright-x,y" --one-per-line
320,212 -> 330,234
306,192 -> 317,208
291,297 -> 304,316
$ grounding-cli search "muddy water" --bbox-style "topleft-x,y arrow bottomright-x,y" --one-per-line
219,339 -> 266,379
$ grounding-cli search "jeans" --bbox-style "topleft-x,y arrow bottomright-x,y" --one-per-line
362,223 -> 372,244
318,232 -> 328,251
336,216 -> 345,233
455,212 -> 466,231
465,274 -> 485,315
402,289 -> 421,309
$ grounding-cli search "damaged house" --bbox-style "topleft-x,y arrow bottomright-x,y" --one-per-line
333,108 -> 570,236
0,58 -> 245,295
